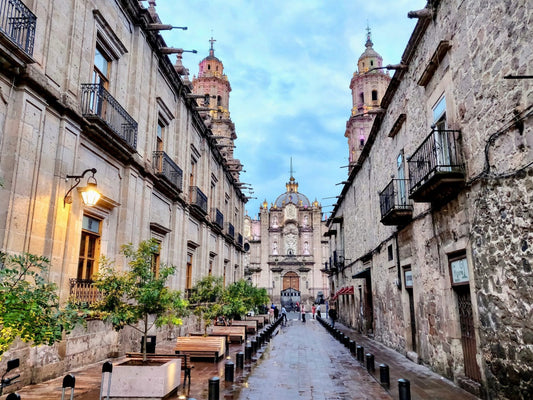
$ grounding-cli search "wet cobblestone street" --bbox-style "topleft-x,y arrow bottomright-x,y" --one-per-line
237,315 -> 391,400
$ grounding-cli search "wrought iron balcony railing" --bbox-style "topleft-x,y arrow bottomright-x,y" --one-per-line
227,222 -> 235,239
190,186 -> 208,214
69,278 -> 101,305
0,0 -> 36,56
379,179 -> 413,225
80,83 -> 138,151
153,151 -> 183,191
408,129 -> 464,202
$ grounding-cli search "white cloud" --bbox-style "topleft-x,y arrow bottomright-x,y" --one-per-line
156,0 -> 426,215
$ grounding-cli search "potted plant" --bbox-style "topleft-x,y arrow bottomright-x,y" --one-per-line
90,239 -> 188,399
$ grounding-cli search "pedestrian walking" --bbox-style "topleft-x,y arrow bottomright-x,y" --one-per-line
268,306 -> 274,322
312,305 -> 316,319
301,304 -> 306,323
329,307 -> 337,328
281,306 -> 287,324
316,304 -> 321,318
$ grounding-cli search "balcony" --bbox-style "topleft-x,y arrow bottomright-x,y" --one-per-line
69,278 -> 101,305
0,0 -> 36,61
379,179 -> 413,225
189,186 -> 208,214
153,151 -> 183,192
211,208 -> 224,230
226,222 -> 235,239
408,129 -> 464,203
80,83 -> 138,153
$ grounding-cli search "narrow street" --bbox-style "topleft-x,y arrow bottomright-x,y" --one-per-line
237,313 -> 391,400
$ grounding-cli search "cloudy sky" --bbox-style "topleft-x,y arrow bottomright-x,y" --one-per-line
156,0 -> 426,218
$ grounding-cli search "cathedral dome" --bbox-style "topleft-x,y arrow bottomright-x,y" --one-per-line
274,191 -> 311,208
357,30 -> 383,73
274,176 -> 311,207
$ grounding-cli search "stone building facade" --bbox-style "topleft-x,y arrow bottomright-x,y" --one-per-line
0,0 -> 246,385
326,1 -> 532,399
244,174 -> 329,307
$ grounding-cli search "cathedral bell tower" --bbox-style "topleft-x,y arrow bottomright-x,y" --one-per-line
192,38 -> 242,180
345,28 -> 391,173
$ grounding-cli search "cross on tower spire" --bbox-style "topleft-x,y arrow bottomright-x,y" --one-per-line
365,22 -> 373,48
209,36 -> 216,57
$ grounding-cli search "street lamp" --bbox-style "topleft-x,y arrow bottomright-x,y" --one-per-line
64,168 -> 100,207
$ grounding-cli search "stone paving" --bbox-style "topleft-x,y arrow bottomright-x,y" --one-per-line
6,312 -> 480,400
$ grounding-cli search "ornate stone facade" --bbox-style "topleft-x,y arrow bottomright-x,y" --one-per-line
244,174 -> 329,307
0,0 -> 246,385
327,1 -> 532,399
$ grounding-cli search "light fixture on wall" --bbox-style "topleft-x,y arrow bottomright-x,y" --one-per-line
64,168 -> 100,207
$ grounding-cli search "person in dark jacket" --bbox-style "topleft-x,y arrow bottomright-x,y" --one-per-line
328,307 -> 337,327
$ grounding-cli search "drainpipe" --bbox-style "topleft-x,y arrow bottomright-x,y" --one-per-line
395,232 -> 402,290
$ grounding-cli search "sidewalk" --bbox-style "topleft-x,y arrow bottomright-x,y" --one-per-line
323,317 -> 480,400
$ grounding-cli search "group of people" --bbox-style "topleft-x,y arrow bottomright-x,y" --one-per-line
268,301 -> 337,326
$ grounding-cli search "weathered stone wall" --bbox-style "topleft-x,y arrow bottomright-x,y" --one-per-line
470,174 -> 533,399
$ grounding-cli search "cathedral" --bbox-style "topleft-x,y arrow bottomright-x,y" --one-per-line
243,171 -> 329,308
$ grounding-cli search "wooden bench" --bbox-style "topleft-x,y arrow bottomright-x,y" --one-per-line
245,316 -> 266,328
211,325 -> 246,343
125,352 -> 193,386
174,336 -> 226,362
230,319 -> 258,334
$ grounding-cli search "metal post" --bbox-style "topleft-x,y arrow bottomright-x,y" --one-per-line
224,360 -> 234,382
251,339 -> 258,353
356,345 -> 364,362
208,376 -> 220,400
245,344 -> 252,360
236,352 -> 244,369
349,340 -> 356,354
6,394 -> 21,400
100,361 -> 113,400
379,364 -> 390,388
398,378 -> 411,400
366,353 -> 375,372
61,374 -> 75,400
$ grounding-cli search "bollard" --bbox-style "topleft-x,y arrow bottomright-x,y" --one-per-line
6,394 -> 21,400
236,352 -> 244,369
208,376 -> 220,400
61,374 -> 75,400
251,339 -> 258,353
100,361 -> 113,400
398,378 -> 411,400
245,344 -> 252,360
379,364 -> 390,388
356,345 -> 364,362
365,353 -> 375,372
344,335 -> 350,347
224,359 -> 234,382
349,340 -> 356,354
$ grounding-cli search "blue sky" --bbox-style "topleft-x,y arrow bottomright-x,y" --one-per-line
157,0 -> 426,218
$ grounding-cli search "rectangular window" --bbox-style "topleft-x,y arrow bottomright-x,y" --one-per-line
78,215 -> 101,280
93,46 -> 110,88
151,242 -> 161,277
186,254 -> 193,289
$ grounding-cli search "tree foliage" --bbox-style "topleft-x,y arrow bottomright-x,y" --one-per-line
0,252 -> 84,359
90,239 -> 188,360
189,277 -> 270,333
188,275 -> 224,334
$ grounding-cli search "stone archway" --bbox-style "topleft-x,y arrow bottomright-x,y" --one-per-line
283,271 -> 299,291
